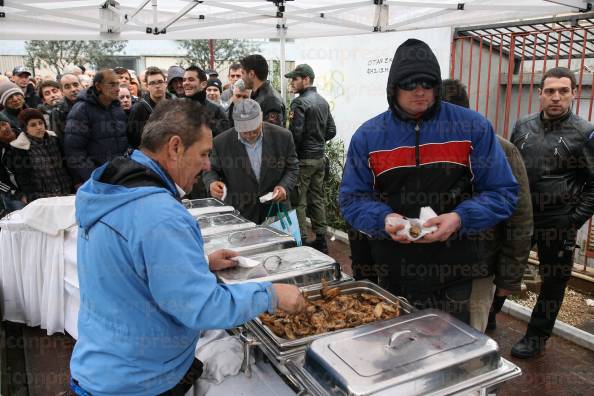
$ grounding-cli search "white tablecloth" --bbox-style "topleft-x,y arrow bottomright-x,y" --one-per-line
0,211 -> 72,335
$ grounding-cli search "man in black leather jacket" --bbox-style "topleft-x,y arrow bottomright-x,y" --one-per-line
285,64 -> 336,253
241,55 -> 286,127
510,67 -> 594,358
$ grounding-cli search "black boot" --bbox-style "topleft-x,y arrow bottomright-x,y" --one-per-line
305,234 -> 328,254
511,335 -> 546,359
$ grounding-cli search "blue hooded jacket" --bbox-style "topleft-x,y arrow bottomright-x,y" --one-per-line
70,150 -> 274,396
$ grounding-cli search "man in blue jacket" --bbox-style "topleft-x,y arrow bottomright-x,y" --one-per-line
69,99 -> 305,396
64,69 -> 129,185
339,39 -> 519,324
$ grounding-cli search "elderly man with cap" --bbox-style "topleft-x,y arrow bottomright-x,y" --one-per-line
12,66 -> 41,109
167,65 -> 185,98
285,64 -> 336,253
0,80 -> 27,131
203,99 -> 298,224
339,39 -> 518,324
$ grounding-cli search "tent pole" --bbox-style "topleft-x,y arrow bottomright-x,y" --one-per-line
280,26 -> 287,101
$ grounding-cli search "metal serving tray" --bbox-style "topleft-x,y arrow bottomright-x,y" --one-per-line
249,281 -> 413,357
197,212 -> 256,237
299,309 -> 521,396
217,246 -> 342,286
202,226 -> 296,256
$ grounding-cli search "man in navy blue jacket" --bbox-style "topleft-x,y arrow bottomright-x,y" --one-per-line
339,39 -> 519,324
64,69 -> 129,185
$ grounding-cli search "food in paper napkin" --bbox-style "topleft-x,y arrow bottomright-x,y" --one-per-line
260,280 -> 400,339
230,256 -> 260,268
386,206 -> 439,241
259,190 -> 278,203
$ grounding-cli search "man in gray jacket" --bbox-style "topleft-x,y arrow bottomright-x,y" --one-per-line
203,99 -> 299,224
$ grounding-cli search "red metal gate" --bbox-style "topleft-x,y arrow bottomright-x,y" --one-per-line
451,23 -> 594,138
451,18 -> 594,268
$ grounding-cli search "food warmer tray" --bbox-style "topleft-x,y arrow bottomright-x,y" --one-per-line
246,280 -> 414,361
202,226 -> 296,256
285,308 -> 521,396
182,197 -> 226,208
217,246 -> 344,286
196,212 -> 256,237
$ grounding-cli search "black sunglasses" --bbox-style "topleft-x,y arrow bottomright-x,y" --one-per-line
397,79 -> 436,91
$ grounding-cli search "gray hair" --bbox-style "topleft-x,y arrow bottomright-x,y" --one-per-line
141,99 -> 212,152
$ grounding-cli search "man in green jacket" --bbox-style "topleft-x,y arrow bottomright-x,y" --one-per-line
286,64 -> 336,253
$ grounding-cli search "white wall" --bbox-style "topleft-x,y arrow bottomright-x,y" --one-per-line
294,28 -> 452,150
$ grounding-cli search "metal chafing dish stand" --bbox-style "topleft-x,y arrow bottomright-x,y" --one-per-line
203,226 -> 296,256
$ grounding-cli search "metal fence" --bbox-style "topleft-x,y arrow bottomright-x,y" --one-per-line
451,23 -> 594,267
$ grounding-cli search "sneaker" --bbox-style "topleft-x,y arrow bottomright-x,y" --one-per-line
304,234 -> 328,254
511,335 -> 546,359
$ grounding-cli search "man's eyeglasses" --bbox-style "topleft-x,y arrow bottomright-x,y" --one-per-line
147,80 -> 166,87
397,79 -> 436,91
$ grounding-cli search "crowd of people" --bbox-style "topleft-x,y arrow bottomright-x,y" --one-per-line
0,39 -> 593,395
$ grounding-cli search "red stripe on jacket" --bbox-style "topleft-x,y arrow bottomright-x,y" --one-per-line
369,141 -> 472,176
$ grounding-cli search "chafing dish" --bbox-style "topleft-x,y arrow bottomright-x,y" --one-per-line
285,308 -> 521,396
246,281 -> 413,361
202,226 -> 296,256
182,197 -> 226,208
197,212 -> 256,237
217,246 -> 343,286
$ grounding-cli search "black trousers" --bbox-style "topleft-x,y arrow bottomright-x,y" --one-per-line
346,224 -> 379,284
381,277 -> 474,325
526,227 -> 577,339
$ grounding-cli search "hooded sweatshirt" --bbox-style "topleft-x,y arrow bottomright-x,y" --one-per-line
70,150 -> 275,396
339,39 -> 518,292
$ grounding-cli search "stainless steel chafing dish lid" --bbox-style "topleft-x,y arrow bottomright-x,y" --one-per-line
182,198 -> 225,208
203,226 -> 296,255
216,246 -> 339,285
197,212 -> 256,237
304,309 -> 501,396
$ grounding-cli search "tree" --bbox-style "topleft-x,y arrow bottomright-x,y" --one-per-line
24,41 -> 128,75
177,39 -> 261,69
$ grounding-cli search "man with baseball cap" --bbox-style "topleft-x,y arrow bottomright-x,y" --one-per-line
285,64 -> 336,253
12,66 -> 41,109
339,39 -> 518,324
203,99 -> 298,223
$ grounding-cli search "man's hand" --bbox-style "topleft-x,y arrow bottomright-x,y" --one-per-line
209,181 -> 226,200
417,212 -> 461,243
272,186 -> 287,202
208,249 -> 238,271
384,213 -> 411,244
272,284 -> 307,313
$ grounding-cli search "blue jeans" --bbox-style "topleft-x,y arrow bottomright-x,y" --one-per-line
1,192 -> 25,213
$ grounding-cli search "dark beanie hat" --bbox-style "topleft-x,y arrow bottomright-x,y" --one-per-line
18,108 -> 46,129
206,78 -> 223,93
386,39 -> 442,118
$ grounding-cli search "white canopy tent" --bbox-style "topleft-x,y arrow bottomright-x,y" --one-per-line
0,1 -> 590,40
0,1 -> 590,97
